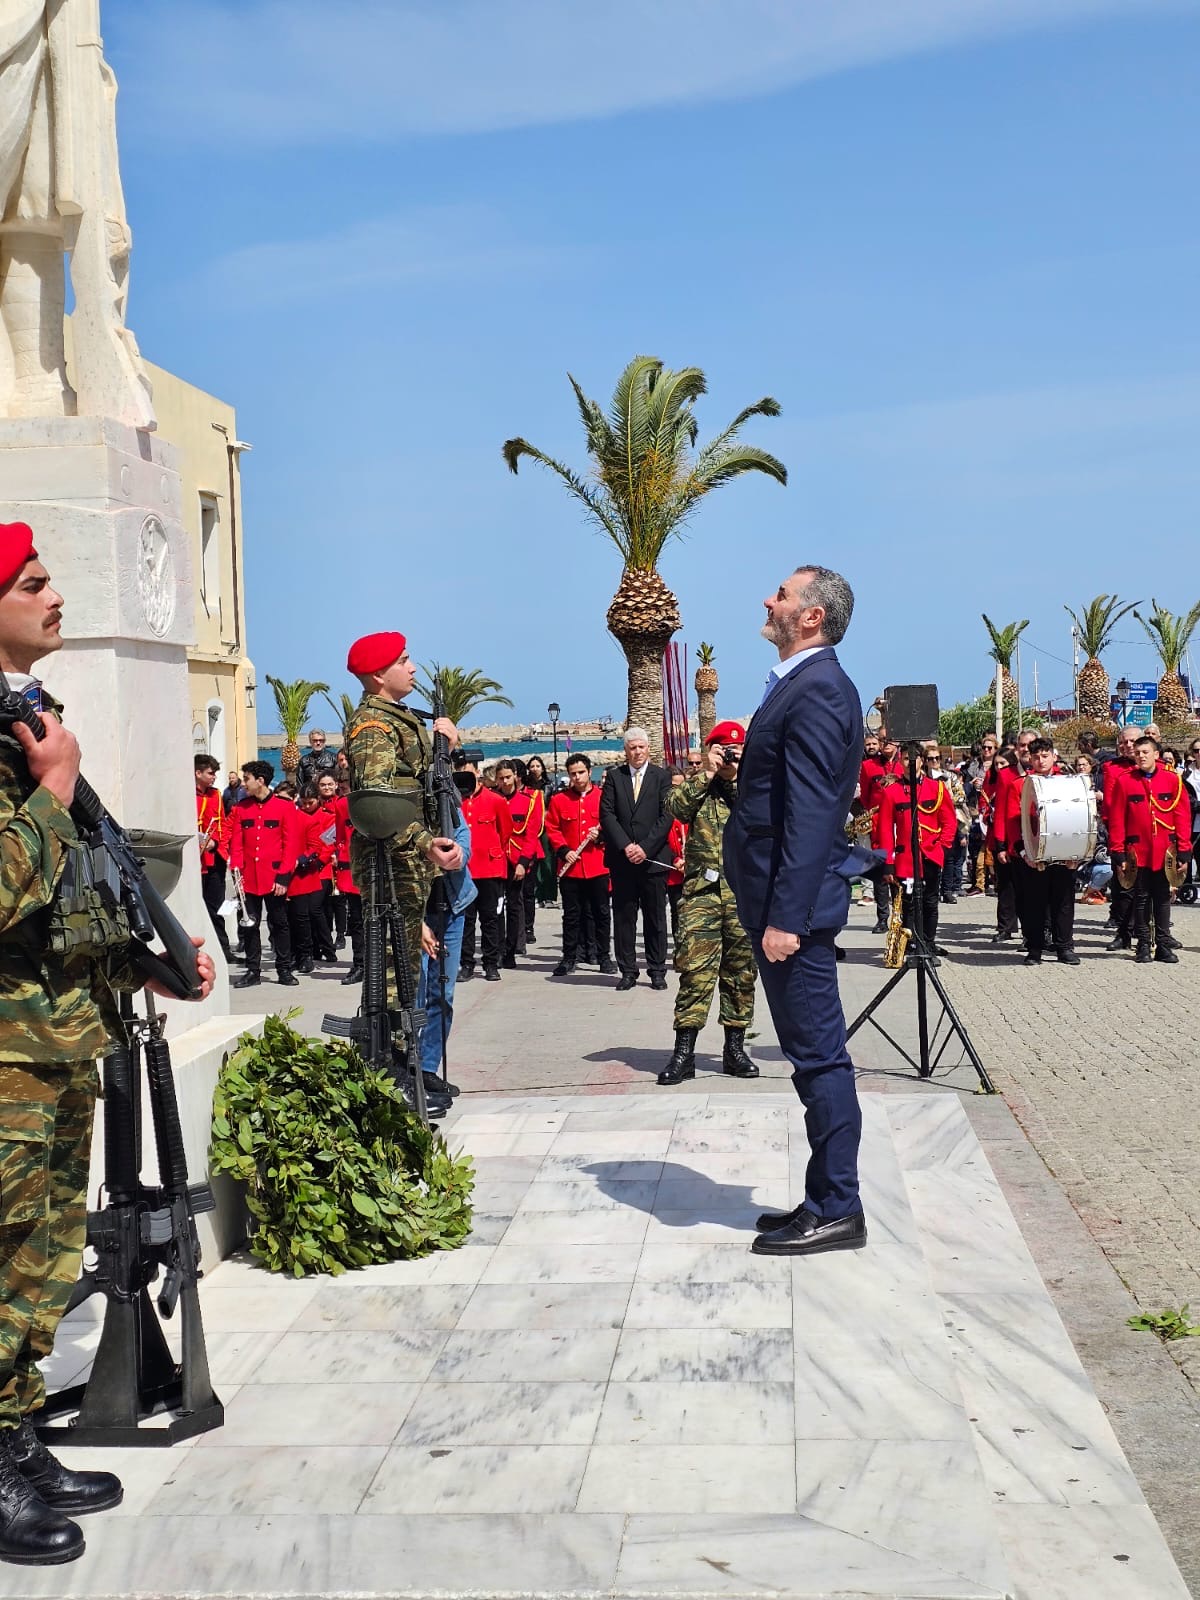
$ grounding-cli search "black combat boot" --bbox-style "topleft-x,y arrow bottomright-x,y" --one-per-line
1135,942 -> 1152,964
7,1421 -> 121,1515
657,1027 -> 698,1085
722,1028 -> 759,1078
277,967 -> 300,987
1105,933 -> 1131,952
341,963 -> 364,986
0,1431 -> 86,1566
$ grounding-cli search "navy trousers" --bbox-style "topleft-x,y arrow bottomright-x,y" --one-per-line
751,928 -> 862,1220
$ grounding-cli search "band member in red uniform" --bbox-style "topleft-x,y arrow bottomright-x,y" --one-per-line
546,753 -> 616,976
1107,735 -> 1192,963
332,787 -> 363,985
990,730 -> 1036,943
857,731 -> 903,932
665,778 -> 688,947
877,748 -> 957,959
229,759 -> 301,987
496,759 -> 543,967
457,754 -> 512,981
288,784 -> 337,971
195,753 -> 233,961
1101,725 -> 1140,951
315,770 -> 344,948
1005,738 -> 1079,966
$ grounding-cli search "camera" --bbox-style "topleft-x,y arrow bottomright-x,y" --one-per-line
451,771 -> 477,798
721,746 -> 741,764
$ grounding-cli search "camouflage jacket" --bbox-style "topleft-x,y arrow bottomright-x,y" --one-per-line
665,771 -> 736,879
345,694 -> 437,881
0,694 -> 136,1064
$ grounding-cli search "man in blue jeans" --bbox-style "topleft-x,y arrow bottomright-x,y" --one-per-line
418,809 -> 475,1101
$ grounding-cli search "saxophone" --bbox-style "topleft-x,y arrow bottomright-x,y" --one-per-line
882,877 -> 911,968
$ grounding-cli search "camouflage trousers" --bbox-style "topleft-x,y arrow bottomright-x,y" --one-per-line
0,1059 -> 97,1429
673,877 -> 756,1031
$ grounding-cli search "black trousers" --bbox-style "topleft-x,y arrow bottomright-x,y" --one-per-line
461,878 -> 504,971
1133,866 -> 1171,948
994,855 -> 1021,935
504,864 -> 528,959
1111,874 -> 1135,939
561,877 -> 612,965
666,882 -> 682,943
611,865 -> 668,978
201,862 -> 232,955
522,866 -> 538,940
1016,860 -> 1075,953
288,890 -> 335,964
900,860 -> 942,945
344,893 -> 363,963
329,884 -> 348,940
242,891 -> 293,975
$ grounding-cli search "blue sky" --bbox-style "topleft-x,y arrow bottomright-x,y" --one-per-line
104,0 -> 1200,729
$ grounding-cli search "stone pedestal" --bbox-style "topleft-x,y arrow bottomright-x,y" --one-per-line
1,415 -> 259,1254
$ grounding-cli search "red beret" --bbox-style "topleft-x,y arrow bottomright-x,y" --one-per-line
705,720 -> 746,747
346,631 -> 406,676
0,523 -> 36,590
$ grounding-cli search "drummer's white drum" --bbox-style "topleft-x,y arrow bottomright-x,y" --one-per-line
1021,773 -> 1098,864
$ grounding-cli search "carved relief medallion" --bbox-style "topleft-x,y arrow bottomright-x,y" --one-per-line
137,515 -> 176,636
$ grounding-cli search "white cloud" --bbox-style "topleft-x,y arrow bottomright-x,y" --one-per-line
112,0 -> 1189,145
199,205 -> 578,305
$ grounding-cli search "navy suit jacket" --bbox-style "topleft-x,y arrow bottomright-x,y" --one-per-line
724,648 -> 864,936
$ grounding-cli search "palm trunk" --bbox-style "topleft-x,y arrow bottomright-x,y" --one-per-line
697,689 -> 717,745
615,633 -> 668,761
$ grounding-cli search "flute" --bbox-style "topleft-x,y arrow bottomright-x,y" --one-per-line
558,825 -> 601,879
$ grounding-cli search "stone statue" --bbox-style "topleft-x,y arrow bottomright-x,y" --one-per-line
0,0 -> 154,426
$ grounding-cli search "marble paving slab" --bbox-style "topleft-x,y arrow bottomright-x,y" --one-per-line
15,1092 -> 1189,1600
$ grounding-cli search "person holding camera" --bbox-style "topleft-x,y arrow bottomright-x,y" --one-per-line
657,721 -> 758,1084
0,523 -> 216,1565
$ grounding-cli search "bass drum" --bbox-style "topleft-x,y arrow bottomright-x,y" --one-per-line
1021,773 -> 1098,865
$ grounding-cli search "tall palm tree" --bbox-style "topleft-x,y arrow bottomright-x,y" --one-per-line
694,643 -> 718,744
1063,595 -> 1139,720
266,675 -> 330,778
415,663 -> 514,727
321,691 -> 358,748
1134,599 -> 1200,721
504,356 -> 786,754
981,616 -> 1029,708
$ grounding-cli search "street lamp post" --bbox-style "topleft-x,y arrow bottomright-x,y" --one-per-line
1115,676 -> 1130,729
548,701 -> 561,776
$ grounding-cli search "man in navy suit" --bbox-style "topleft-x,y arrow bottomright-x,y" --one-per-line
724,566 -> 867,1257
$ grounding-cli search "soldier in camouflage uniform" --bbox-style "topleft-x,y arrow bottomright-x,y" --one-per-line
658,721 -> 758,1085
0,523 -> 214,1565
343,632 -> 463,1119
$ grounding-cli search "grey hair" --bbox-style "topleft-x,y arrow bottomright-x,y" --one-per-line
793,566 -> 854,645
624,726 -> 650,745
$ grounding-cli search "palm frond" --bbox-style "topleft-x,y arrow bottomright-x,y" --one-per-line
567,374 -> 611,458
265,674 -> 330,741
500,437 -> 626,552
415,661 -> 515,726
1134,599 -> 1200,672
1063,595 -> 1140,659
696,642 -> 715,665
320,690 -> 357,741
608,355 -> 662,512
981,616 -> 1030,670
696,398 -> 783,469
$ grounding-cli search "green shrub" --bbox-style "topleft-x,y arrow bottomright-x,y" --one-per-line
210,1014 -> 474,1276
938,694 -> 1044,748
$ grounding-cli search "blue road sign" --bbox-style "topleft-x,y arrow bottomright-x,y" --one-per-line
1125,681 -> 1158,702
1126,703 -> 1153,727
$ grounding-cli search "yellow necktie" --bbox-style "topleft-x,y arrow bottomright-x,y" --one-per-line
633,767 -> 643,801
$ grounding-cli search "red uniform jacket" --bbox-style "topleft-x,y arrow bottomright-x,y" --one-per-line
196,786 -> 229,873
505,785 -> 545,864
463,788 -> 513,881
315,801 -> 338,882
1107,764 -> 1192,871
333,795 -> 359,896
859,756 -> 904,851
989,764 -> 1026,852
545,785 -> 608,881
667,817 -> 688,888
229,794 -> 300,896
879,776 -> 957,877
287,807 -> 336,898
1101,755 -> 1135,825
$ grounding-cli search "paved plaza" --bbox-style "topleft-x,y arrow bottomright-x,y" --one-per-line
12,895 -> 1198,1599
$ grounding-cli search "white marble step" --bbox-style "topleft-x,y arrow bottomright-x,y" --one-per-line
17,1093 -> 1189,1600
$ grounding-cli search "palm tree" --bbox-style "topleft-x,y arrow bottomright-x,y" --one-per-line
321,690 -> 358,748
695,643 -> 718,744
415,663 -> 514,727
504,356 -> 786,755
1063,595 -> 1139,720
1134,599 -> 1200,721
265,675 -> 330,778
981,616 -> 1029,708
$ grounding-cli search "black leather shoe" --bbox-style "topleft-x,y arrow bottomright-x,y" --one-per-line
751,1208 -> 867,1256
483,967 -> 501,982
277,971 -> 300,987
615,973 -> 637,991
649,975 -> 668,990
871,916 -> 888,934
991,931 -> 1014,944
552,963 -> 575,977
7,1422 -> 121,1516
1057,949 -> 1081,966
657,1027 -> 698,1085
722,1028 -> 758,1078
1155,947 -> 1179,964
598,959 -> 619,975
1105,935 -> 1131,952
835,944 -> 846,961
501,955 -> 517,970
0,1445 -> 83,1565
341,964 -> 363,985
755,1202 -> 805,1232
295,958 -> 315,974
1135,944 -> 1152,964
1159,933 -> 1181,950
422,1071 -> 460,1098
457,965 -> 475,982
232,970 -> 261,988
1023,951 -> 1042,966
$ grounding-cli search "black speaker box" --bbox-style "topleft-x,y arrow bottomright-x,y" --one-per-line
884,684 -> 940,744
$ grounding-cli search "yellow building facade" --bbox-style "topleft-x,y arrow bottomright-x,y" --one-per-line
143,361 -> 257,775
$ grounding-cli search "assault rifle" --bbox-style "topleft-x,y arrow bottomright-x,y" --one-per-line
39,993 -> 223,1446
0,671 -> 201,1000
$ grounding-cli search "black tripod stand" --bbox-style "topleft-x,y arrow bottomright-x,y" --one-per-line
847,747 -> 996,1094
